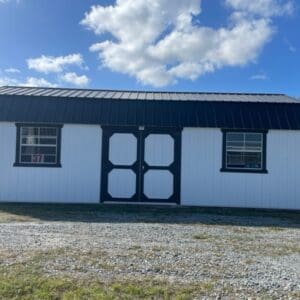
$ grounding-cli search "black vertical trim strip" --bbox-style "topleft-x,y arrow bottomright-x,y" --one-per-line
263,131 -> 267,172
56,125 -> 62,167
139,129 -> 145,202
15,123 -> 21,165
175,129 -> 182,205
221,129 -> 227,171
100,129 -> 109,203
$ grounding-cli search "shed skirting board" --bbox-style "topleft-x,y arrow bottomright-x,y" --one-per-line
180,128 -> 300,210
0,123 -> 102,203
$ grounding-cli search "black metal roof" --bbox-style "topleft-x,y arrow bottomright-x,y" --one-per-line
0,86 -> 297,103
0,86 -> 299,130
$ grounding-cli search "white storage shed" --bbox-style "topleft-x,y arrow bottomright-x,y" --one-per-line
0,86 -> 299,210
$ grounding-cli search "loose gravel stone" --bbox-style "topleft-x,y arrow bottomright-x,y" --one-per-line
0,211 -> 299,299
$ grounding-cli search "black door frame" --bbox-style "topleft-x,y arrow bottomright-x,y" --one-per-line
100,126 -> 182,204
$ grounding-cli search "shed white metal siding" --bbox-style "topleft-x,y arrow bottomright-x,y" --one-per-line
181,128 -> 300,210
0,120 -> 299,209
0,123 -> 102,203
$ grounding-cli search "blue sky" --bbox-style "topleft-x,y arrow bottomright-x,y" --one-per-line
0,0 -> 299,97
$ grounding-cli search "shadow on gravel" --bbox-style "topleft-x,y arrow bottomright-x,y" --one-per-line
0,203 -> 299,228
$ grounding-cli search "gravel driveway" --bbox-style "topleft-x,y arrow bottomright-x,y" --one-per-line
0,204 -> 299,299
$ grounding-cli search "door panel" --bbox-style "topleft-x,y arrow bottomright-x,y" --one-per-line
101,126 -> 181,203
143,170 -> 174,199
144,134 -> 174,167
109,133 -> 137,166
108,169 -> 136,198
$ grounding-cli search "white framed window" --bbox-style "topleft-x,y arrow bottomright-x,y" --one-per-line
15,124 -> 62,167
221,130 -> 267,173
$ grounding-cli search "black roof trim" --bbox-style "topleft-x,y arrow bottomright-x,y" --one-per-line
0,91 -> 300,130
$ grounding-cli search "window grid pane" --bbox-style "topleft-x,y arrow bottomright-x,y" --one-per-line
225,132 -> 263,170
19,126 -> 58,164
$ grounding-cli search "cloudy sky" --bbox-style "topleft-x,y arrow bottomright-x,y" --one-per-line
0,0 -> 299,96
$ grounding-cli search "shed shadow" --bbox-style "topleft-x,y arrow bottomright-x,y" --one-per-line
0,203 -> 299,229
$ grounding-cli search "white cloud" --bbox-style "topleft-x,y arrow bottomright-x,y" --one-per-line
5,68 -> 21,74
288,45 -> 296,52
284,38 -> 296,52
225,0 -> 294,18
22,77 -> 57,87
60,72 -> 89,87
0,76 -> 56,87
250,74 -> 268,80
82,0 -> 293,87
0,0 -> 21,4
0,77 -> 19,86
27,54 -> 84,74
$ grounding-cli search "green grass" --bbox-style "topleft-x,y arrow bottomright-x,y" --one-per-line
0,264 -> 212,300
1,252 -> 298,300
0,276 -> 195,300
3,262 -> 298,300
0,249 -> 216,300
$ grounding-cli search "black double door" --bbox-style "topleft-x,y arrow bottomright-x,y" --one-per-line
101,126 -> 181,203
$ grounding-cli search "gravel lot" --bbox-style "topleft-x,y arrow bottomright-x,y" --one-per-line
0,204 -> 299,299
